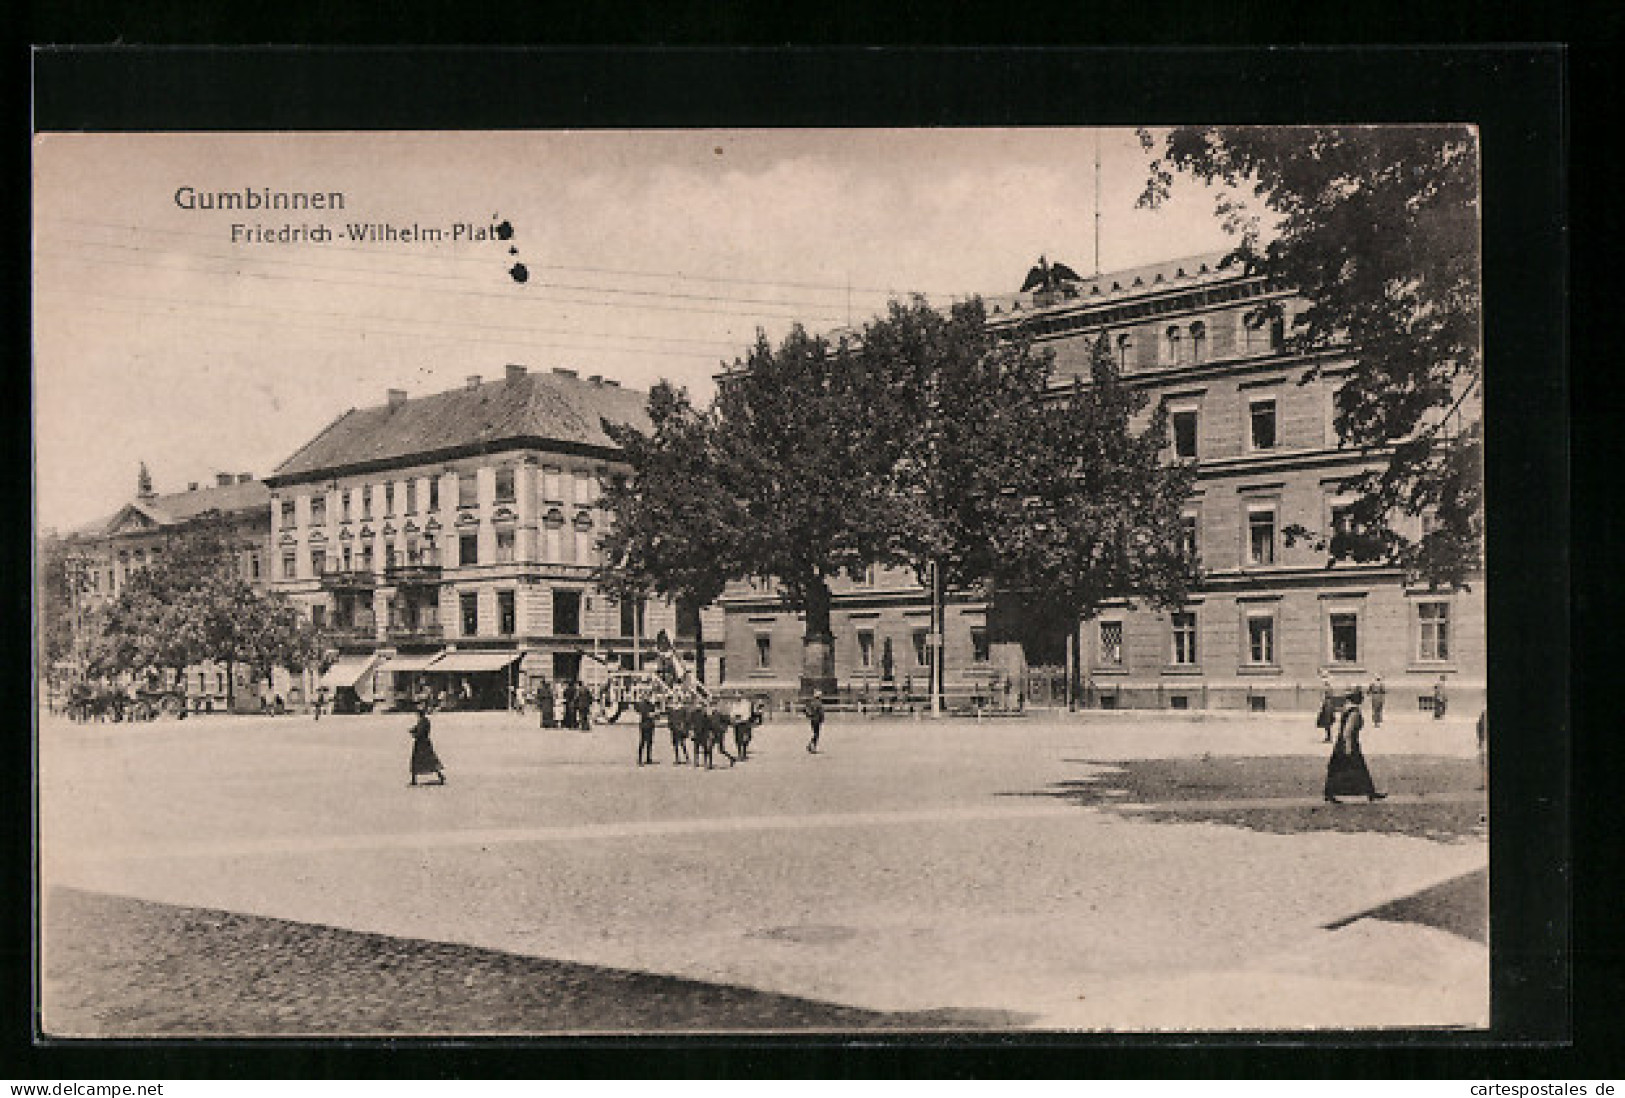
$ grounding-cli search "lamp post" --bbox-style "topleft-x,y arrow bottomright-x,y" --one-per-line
929,559 -> 944,717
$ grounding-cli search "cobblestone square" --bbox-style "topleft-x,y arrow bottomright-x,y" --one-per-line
39,708 -> 1488,1034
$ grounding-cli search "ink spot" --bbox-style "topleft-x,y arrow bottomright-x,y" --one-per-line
495,220 -> 514,241
509,263 -> 529,284
508,246 -> 518,255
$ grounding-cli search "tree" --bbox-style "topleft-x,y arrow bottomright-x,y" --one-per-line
597,381 -> 746,684
1139,125 -> 1483,588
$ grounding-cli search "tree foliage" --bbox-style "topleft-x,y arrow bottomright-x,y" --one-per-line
1139,125 -> 1482,588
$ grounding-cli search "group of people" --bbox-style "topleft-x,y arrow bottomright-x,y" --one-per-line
533,679 -> 596,731
643,693 -> 763,769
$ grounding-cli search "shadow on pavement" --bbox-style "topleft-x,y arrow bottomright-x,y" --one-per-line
1008,755 -> 1486,843
1325,866 -> 1489,944
43,888 -> 1034,1036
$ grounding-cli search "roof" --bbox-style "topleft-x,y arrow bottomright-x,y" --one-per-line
270,370 -> 652,483
65,478 -> 270,541
983,249 -> 1243,317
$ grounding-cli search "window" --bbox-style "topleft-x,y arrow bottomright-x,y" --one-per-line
1270,316 -> 1287,350
1330,612 -> 1360,664
543,466 -> 562,503
1164,326 -> 1183,366
280,499 -> 296,525
912,628 -> 929,668
1247,508 -> 1276,566
341,490 -> 353,523
1249,398 -> 1278,450
495,528 -> 515,563
385,541 -> 398,568
385,482 -> 395,516
495,466 -> 516,503
458,472 -> 478,508
857,630 -> 875,670
1189,321 -> 1207,364
406,479 -> 418,514
428,477 -> 440,511
460,591 -> 479,636
311,548 -> 326,576
970,626 -> 990,663
755,634 -> 772,670
1115,333 -> 1133,369
1099,621 -> 1124,667
498,590 -> 516,636
459,533 -> 479,566
576,469 -> 597,505
1331,502 -> 1358,536
362,544 -> 374,573
619,597 -> 645,638
1418,601 -> 1451,661
552,589 -> 581,636
249,552 -> 262,580
1246,612 -> 1276,665
311,605 -> 326,630
282,551 -> 297,579
310,494 -> 327,526
1172,409 -> 1198,458
1171,611 -> 1199,665
1180,514 -> 1199,561
361,485 -> 372,519
341,547 -> 352,571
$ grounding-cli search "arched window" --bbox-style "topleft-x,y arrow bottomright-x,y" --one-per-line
1189,321 -> 1207,364
1165,326 -> 1183,366
1115,333 -> 1133,369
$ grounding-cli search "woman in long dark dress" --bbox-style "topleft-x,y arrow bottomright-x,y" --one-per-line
408,704 -> 446,786
1324,687 -> 1385,803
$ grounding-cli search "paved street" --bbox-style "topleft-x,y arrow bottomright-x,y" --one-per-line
39,708 -> 1488,1034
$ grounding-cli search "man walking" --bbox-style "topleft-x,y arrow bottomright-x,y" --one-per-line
1432,676 -> 1449,720
804,693 -> 824,754
1369,674 -> 1387,727
635,692 -> 657,766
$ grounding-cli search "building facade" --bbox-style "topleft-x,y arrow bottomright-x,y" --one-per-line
718,252 -> 1486,714
58,469 -> 281,710
266,364 -> 722,711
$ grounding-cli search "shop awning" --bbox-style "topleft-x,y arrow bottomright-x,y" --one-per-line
381,651 -> 445,674
320,654 -> 381,694
430,651 -> 523,674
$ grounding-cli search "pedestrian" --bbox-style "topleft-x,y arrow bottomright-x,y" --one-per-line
537,679 -> 556,728
730,696 -> 758,760
1314,673 -> 1338,743
576,684 -> 593,731
1369,674 -> 1386,727
804,693 -> 824,754
669,699 -> 690,764
510,684 -> 525,715
1433,676 -> 1449,720
313,685 -> 328,722
407,703 -> 446,787
1476,708 -> 1487,791
635,692 -> 657,765
561,681 -> 578,729
1324,687 -> 1386,804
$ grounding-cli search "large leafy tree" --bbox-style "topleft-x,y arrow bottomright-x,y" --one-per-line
597,381 -> 745,683
1139,125 -> 1482,588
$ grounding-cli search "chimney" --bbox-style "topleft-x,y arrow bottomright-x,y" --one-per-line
188,482 -> 199,491
238,473 -> 253,484
505,364 -> 527,383
387,388 -> 408,408
551,367 -> 578,378
466,375 -> 482,390
586,374 -> 603,386
215,472 -> 233,487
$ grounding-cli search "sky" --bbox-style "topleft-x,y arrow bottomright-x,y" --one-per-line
33,128 -> 1238,535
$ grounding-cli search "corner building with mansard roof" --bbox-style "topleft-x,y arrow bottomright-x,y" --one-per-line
717,252 -> 1485,716
266,364 -> 723,711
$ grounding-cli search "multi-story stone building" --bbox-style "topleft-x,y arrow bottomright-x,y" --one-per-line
719,252 -> 1486,714
266,364 -> 722,710
58,468 -> 280,710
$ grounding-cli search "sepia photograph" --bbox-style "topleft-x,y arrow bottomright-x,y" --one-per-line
34,123 -> 1493,1037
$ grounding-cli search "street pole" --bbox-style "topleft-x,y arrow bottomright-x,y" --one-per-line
929,559 -> 943,717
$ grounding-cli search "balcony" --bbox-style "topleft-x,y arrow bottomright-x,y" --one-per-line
320,568 -> 377,592
385,557 -> 443,586
326,623 -> 379,646
385,622 -> 443,645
